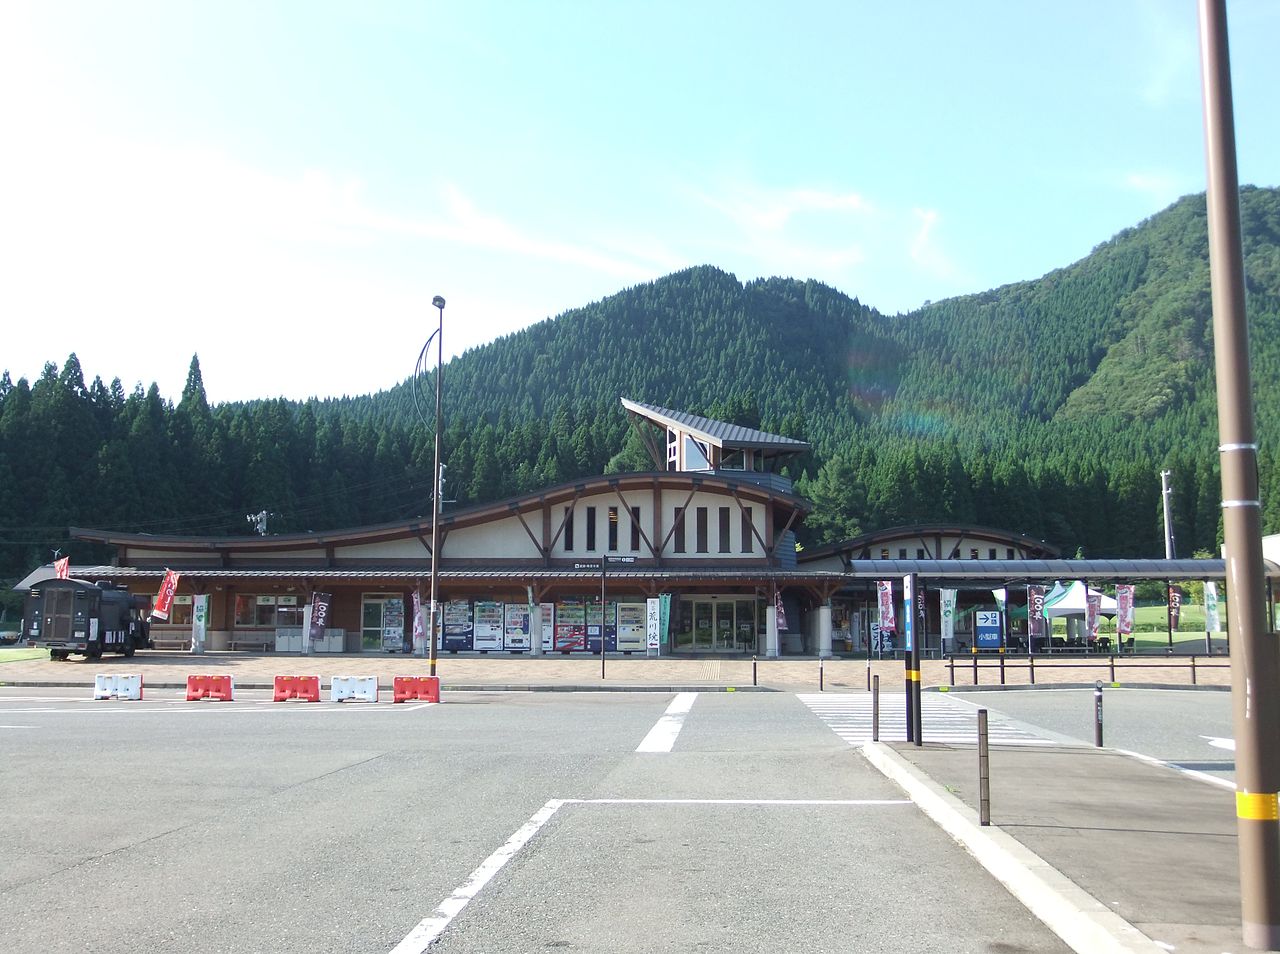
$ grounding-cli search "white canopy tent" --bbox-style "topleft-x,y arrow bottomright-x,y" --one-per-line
1042,580 -> 1117,618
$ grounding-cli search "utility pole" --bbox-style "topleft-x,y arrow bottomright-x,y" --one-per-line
1198,2 -> 1280,947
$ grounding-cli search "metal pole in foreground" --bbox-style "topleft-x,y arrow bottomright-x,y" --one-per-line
600,555 -> 606,680
1094,680 -> 1104,748
1199,2 -> 1280,946
977,708 -> 990,826
872,674 -> 880,742
428,295 -> 445,678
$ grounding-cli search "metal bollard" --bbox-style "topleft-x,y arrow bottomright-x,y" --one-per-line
1191,655 -> 1197,686
872,675 -> 880,742
1094,680 -> 1104,747
866,658 -> 871,692
752,655 -> 757,687
1109,654 -> 1116,683
948,654 -> 955,687
819,658 -> 824,692
1029,655 -> 1036,685
999,654 -> 1006,685
978,708 -> 991,826
972,653 -> 978,686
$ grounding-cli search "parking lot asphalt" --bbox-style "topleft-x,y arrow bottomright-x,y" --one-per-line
0,650 -> 1250,952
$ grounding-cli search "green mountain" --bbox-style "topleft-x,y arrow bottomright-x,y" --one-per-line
4,187 -> 1280,609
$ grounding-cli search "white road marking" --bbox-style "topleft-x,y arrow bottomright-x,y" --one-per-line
1114,748 -> 1235,790
800,693 -> 1054,746
635,692 -> 697,752
1201,735 -> 1235,751
0,725 -> 37,729
389,795 -> 914,954
391,798 -> 567,954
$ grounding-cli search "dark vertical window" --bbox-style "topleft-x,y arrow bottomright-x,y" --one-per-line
586,506 -> 597,551
607,506 -> 619,551
630,506 -> 641,551
740,507 -> 753,553
564,508 -> 574,551
673,507 -> 686,553
718,507 -> 731,553
696,507 -> 709,553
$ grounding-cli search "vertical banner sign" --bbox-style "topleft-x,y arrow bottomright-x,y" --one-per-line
876,581 -> 896,633
309,591 -> 332,642
1168,585 -> 1184,630
1115,585 -> 1135,636
1085,593 -> 1101,642
411,591 -> 425,652
1204,582 -> 1221,633
902,574 -> 914,651
1027,585 -> 1045,639
939,589 -> 957,652
191,593 -> 209,653
646,598 -> 661,651
151,569 -> 181,621
775,591 -> 788,632
54,556 -> 70,579
658,593 -> 671,647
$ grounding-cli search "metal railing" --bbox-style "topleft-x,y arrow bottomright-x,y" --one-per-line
946,653 -> 1228,687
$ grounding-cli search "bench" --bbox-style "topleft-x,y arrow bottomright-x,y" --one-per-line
228,635 -> 274,652
150,637 -> 191,651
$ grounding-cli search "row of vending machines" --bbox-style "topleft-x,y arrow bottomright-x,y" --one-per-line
436,597 -> 652,653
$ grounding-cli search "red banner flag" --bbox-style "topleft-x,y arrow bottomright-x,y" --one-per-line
53,556 -> 70,579
151,569 -> 181,621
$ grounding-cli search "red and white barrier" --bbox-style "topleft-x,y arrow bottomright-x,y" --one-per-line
186,674 -> 234,701
330,675 -> 378,703
273,675 -> 321,702
93,673 -> 144,700
393,675 -> 440,703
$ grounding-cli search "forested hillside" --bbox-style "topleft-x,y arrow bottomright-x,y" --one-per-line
4,187 -> 1280,609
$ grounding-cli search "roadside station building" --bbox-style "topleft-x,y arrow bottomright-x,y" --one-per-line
19,400 -> 1263,657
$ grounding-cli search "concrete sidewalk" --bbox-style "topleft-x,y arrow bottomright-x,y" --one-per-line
873,740 -> 1244,953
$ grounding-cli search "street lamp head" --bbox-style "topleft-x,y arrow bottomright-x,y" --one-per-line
432,295 -> 446,310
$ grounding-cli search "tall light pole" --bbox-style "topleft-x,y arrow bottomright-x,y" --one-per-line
1198,2 -> 1280,947
429,295 -> 445,678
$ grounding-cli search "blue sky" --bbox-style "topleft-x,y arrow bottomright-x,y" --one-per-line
3,1 -> 1277,404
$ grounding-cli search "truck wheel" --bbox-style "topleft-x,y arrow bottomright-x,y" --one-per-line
51,649 -> 69,661
86,646 -> 102,660
122,639 -> 136,658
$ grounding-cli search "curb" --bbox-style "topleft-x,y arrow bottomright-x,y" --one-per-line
0,680 -> 774,693
860,741 -> 1166,954
929,683 -> 1230,693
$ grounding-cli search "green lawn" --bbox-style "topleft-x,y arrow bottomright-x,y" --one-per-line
0,647 -> 49,663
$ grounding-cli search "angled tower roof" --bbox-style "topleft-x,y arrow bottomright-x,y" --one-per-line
621,398 -> 810,454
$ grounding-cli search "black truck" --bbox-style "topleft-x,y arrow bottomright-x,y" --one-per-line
22,578 -> 152,660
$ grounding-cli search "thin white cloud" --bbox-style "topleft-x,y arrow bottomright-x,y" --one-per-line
1135,0 -> 1197,107
1121,170 -> 1188,207
909,207 -> 969,286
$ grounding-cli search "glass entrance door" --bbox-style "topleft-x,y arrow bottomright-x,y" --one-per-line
715,601 -> 735,651
692,601 -> 714,650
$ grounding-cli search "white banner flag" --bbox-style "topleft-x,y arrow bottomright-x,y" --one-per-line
939,589 -> 956,651
1204,582 -> 1221,633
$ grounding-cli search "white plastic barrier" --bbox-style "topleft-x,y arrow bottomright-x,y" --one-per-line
330,675 -> 379,703
93,673 -> 144,700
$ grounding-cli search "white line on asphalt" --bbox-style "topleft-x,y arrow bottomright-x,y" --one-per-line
635,692 -> 697,752
0,725 -> 37,729
391,798 -> 567,954
1113,748 -> 1235,790
389,795 -> 916,954
574,798 -> 910,806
